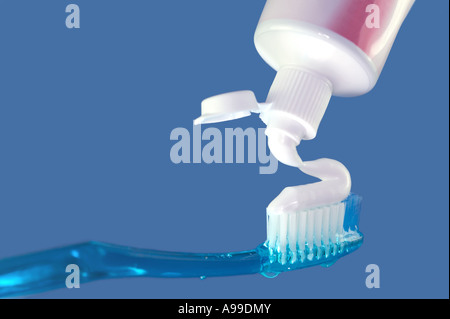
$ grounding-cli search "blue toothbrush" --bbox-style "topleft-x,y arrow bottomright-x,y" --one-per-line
0,194 -> 363,298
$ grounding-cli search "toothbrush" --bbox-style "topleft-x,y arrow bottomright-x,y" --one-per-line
0,193 -> 363,298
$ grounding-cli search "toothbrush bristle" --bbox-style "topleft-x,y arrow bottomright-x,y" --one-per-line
266,194 -> 362,265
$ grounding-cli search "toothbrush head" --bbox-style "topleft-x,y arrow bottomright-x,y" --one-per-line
262,194 -> 363,273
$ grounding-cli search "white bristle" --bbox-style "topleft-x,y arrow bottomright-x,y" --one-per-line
322,206 -> 331,255
288,213 -> 297,252
314,209 -> 323,249
337,202 -> 346,242
279,213 -> 288,254
267,214 -> 278,250
266,202 -> 347,264
307,210 -> 315,251
298,211 -> 307,252
329,204 -> 339,244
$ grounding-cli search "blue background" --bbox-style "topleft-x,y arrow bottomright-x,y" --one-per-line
0,0 -> 448,299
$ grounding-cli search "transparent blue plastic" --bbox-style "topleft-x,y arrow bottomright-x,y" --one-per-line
0,195 -> 363,298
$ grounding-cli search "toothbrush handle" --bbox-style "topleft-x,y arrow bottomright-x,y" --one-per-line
0,241 -> 263,298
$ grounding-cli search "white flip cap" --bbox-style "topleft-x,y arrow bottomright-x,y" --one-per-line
193,90 -> 259,125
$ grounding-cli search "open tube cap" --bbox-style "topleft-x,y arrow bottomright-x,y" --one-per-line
194,90 -> 259,125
